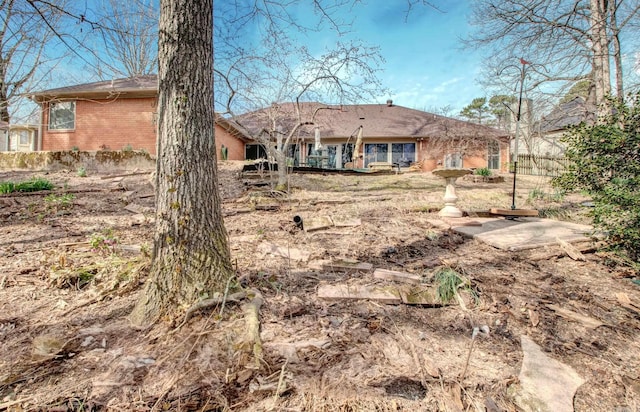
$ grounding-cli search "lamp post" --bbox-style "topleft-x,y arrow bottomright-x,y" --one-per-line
499,58 -> 532,210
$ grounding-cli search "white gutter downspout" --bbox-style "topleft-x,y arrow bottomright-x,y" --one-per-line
36,97 -> 43,151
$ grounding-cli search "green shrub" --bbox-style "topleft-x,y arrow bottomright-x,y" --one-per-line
0,178 -> 53,194
474,167 -> 491,177
553,93 -> 640,262
0,182 -> 15,194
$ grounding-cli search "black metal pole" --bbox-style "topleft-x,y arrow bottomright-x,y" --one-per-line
511,62 -> 526,210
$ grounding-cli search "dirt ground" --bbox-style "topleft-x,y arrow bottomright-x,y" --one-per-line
0,161 -> 639,411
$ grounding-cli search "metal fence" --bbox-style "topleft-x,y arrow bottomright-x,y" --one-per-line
515,154 -> 569,177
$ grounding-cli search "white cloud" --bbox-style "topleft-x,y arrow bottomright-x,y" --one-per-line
433,77 -> 462,94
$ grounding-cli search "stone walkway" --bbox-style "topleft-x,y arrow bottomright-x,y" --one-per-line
450,217 -> 593,251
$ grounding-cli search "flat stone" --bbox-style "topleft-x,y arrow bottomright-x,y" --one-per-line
373,268 -> 422,284
442,217 -> 483,227
302,216 -> 334,232
453,218 -> 593,251
317,284 -> 401,304
515,335 -> 584,412
332,217 -> 362,227
397,285 -> 441,305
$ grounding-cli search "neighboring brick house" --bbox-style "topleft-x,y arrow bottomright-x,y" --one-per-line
29,75 -> 249,158
235,100 -> 510,172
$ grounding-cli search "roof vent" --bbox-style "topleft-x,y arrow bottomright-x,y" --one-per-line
386,99 -> 393,106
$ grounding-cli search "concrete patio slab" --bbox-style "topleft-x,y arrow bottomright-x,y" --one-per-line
451,217 -> 593,251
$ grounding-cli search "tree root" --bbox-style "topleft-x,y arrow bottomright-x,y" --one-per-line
173,291 -> 247,331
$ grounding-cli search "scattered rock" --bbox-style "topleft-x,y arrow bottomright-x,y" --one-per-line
514,335 -> 584,412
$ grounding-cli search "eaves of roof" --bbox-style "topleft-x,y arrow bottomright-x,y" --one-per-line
215,114 -> 253,143
28,75 -> 158,103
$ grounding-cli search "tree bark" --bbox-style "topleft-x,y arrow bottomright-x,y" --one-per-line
130,0 -> 234,326
608,0 -> 624,101
590,0 -> 612,116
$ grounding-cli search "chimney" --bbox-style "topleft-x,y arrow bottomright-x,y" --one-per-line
386,99 -> 393,106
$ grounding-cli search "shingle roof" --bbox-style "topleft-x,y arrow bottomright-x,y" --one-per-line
538,97 -> 596,133
29,75 -> 158,101
232,102 -> 508,140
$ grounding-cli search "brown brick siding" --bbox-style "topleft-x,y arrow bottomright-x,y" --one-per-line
214,125 -> 246,161
42,98 -> 158,153
41,98 -> 246,160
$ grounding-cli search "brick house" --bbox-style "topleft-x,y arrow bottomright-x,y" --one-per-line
29,75 -> 250,158
235,101 -> 511,172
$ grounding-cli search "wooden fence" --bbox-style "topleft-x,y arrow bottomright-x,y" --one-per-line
515,154 -> 569,177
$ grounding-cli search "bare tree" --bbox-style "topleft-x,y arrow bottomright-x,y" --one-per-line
466,0 -> 640,111
129,0 -> 233,326
0,0 -> 66,122
87,0 -> 158,78
215,1 -> 385,189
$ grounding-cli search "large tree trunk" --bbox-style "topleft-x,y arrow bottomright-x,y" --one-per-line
0,66 -> 10,123
590,0 -> 612,116
130,0 -> 233,326
608,0 -> 624,101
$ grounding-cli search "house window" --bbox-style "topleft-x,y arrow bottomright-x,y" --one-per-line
444,152 -> 463,168
17,130 -> 29,145
49,101 -> 75,130
364,143 -> 388,167
364,143 -> 416,167
392,143 -> 415,166
245,143 -> 267,160
488,140 -> 500,170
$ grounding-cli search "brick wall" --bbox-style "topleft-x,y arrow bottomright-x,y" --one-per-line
214,125 -> 246,161
41,98 -> 247,159
42,97 -> 158,154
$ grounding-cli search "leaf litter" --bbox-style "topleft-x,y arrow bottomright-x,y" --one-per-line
0,163 -> 639,411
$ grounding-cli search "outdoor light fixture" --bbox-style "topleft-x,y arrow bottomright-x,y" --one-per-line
497,58 -> 545,210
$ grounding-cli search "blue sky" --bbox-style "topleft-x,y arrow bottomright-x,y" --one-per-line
296,1 -> 485,112
358,2 -> 482,111
20,1 -> 486,121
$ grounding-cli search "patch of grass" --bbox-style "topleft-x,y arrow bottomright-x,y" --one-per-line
474,167 -> 491,177
44,193 -> 75,209
0,181 -> 15,194
77,167 -> 87,177
433,267 -> 477,304
0,178 -> 54,194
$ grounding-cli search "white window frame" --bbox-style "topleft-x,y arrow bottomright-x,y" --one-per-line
49,101 -> 76,131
